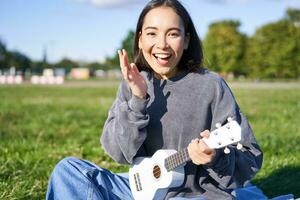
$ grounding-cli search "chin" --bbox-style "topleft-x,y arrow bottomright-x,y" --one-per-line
153,68 -> 177,79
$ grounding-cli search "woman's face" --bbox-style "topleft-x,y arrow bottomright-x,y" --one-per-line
139,6 -> 189,79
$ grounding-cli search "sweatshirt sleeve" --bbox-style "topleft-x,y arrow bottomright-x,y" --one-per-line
100,81 -> 150,164
202,77 -> 263,189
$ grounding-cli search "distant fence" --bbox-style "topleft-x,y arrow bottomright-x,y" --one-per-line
0,75 -> 64,85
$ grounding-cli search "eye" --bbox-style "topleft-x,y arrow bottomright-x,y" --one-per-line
169,32 -> 180,38
146,32 -> 156,37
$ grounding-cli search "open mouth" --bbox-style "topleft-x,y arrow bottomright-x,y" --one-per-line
153,53 -> 172,65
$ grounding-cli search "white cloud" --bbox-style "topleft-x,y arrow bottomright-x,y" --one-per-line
71,0 -> 147,8
204,0 -> 249,4
204,0 -> 300,4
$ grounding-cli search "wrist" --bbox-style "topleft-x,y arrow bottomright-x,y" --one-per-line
133,91 -> 147,99
128,94 -> 149,114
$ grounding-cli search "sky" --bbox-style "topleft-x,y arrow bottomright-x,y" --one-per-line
0,0 -> 299,64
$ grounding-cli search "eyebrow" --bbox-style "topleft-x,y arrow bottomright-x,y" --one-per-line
144,26 -> 182,32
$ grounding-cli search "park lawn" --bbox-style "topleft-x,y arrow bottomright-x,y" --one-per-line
0,81 -> 299,199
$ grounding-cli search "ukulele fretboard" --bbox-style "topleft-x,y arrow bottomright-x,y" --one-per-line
164,148 -> 190,171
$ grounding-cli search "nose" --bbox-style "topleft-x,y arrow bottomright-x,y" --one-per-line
156,35 -> 169,49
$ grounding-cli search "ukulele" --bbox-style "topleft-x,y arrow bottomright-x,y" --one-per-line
129,118 -> 242,200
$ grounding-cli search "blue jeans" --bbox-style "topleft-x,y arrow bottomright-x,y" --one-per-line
46,157 -> 291,200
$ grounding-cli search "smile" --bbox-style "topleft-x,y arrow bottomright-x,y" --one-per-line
153,53 -> 172,65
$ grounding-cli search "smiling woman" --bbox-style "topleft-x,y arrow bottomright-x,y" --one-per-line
45,1 -> 267,200
138,6 -> 189,79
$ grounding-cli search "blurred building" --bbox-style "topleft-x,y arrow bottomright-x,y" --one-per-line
70,68 -> 89,80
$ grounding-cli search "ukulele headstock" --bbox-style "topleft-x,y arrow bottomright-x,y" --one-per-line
203,117 -> 242,154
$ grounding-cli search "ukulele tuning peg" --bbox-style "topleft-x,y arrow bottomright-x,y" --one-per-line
237,143 -> 243,150
216,122 -> 221,128
224,147 -> 230,154
227,117 -> 233,122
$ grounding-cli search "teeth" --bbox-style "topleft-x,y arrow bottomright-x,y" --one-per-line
154,54 -> 171,59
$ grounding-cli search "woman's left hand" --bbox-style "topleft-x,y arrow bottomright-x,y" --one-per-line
187,130 -> 216,165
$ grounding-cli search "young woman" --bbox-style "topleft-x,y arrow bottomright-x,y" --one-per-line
46,0 -> 265,199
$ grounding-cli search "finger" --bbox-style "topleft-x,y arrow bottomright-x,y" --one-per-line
202,151 -> 215,163
200,130 -> 210,138
128,63 -> 137,81
192,159 -> 201,165
188,143 -> 207,165
122,62 -> 129,81
119,49 -> 130,70
118,50 -> 124,68
189,139 -> 215,165
129,63 -> 138,78
187,140 -> 197,155
118,50 -> 130,80
118,49 -> 123,57
188,139 -> 200,156
131,63 -> 140,74
118,49 -> 123,56
122,49 -> 130,67
198,139 -> 212,154
191,139 -> 200,152
191,139 -> 199,146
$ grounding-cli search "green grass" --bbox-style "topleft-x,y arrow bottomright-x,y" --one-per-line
0,81 -> 299,199
231,86 -> 300,198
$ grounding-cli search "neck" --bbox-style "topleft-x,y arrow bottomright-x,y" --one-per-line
153,68 -> 180,80
164,148 -> 190,171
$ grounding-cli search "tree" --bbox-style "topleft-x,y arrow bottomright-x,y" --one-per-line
8,51 -> 31,73
121,30 -> 135,63
103,30 -> 135,69
0,39 -> 8,70
203,20 -> 247,76
246,19 -> 300,79
286,8 -> 300,24
54,58 -> 79,72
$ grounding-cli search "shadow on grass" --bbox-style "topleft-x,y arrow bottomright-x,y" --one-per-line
254,166 -> 300,198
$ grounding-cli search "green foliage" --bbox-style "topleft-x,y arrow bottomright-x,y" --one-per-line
86,62 -> 109,72
1,8 -> 300,78
8,51 -> 31,72
203,20 -> 247,76
0,82 -> 299,199
286,8 -> 300,23
246,20 -> 300,78
53,58 -> 80,72
121,30 -> 135,63
0,39 -> 31,73
103,30 -> 135,69
0,39 -> 8,69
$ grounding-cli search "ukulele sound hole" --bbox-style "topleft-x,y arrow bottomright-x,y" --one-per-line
153,165 -> 161,179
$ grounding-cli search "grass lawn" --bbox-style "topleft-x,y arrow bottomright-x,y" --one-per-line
0,80 -> 299,199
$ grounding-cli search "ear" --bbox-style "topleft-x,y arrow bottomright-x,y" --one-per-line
184,33 -> 190,50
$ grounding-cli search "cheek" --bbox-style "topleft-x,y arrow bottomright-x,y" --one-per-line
140,38 -> 154,51
168,37 -> 185,49
173,40 -> 185,55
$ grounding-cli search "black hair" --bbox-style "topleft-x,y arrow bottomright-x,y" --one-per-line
133,0 -> 203,72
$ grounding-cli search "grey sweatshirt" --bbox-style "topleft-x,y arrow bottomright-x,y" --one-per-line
100,69 -> 263,200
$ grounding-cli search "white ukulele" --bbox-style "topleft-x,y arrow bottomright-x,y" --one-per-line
129,118 -> 243,200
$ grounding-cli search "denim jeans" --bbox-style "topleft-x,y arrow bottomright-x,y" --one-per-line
46,157 -> 291,200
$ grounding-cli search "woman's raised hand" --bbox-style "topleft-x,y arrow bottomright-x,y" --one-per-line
118,49 -> 148,99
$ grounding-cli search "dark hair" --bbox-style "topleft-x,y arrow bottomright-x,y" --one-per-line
133,0 -> 203,72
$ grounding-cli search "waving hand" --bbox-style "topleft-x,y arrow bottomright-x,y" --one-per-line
118,49 -> 148,99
